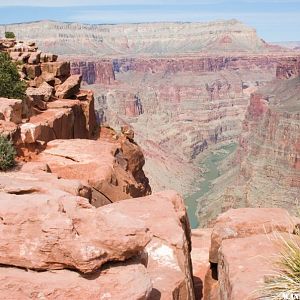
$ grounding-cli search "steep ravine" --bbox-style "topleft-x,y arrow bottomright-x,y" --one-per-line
185,142 -> 237,228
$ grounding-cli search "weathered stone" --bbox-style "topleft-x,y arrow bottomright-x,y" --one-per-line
100,191 -> 195,300
28,51 -> 41,64
27,81 -> 53,101
0,120 -> 21,144
191,228 -> 212,299
218,233 -> 300,300
24,64 -> 41,79
0,187 -> 151,273
55,74 -> 82,99
41,61 -> 70,77
40,52 -> 58,62
36,138 -> 151,204
9,51 -> 21,60
0,98 -> 23,124
209,208 -> 298,263
0,263 -> 152,300
26,87 -> 48,110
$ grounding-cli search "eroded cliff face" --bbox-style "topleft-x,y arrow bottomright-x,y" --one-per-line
0,19 -> 278,56
198,75 -> 300,226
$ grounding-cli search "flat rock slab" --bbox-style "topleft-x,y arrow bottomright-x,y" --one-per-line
218,233 -> 300,300
0,190 -> 150,273
209,208 -> 298,263
0,263 -> 152,300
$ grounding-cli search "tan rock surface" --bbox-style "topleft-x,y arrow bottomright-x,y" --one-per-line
36,138 -> 151,204
100,191 -> 195,299
209,207 -> 298,263
0,187 -> 150,273
218,233 -> 300,300
0,98 -> 23,124
0,263 -> 152,300
55,74 -> 82,99
191,228 -> 212,299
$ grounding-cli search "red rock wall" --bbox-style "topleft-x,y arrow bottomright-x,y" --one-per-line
71,60 -> 115,85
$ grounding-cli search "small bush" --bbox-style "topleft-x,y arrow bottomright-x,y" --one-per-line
0,52 -> 26,99
259,233 -> 300,299
0,135 -> 16,171
5,32 -> 15,39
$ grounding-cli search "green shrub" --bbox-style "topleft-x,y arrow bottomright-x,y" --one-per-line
0,52 -> 26,99
0,135 -> 16,171
5,32 -> 15,39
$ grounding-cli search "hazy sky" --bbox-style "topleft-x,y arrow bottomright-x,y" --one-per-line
0,0 -> 299,41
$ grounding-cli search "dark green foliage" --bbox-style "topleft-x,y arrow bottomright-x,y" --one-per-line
5,32 -> 15,39
0,52 -> 26,99
0,135 -> 16,171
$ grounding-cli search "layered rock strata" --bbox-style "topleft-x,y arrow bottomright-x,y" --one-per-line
198,76 -> 300,226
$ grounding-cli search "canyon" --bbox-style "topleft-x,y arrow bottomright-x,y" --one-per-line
3,20 -> 299,228
0,17 -> 300,299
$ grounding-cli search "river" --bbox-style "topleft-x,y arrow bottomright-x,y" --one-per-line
184,143 -> 237,229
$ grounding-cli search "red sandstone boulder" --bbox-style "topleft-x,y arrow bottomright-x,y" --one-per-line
0,98 -> 23,124
0,190 -> 151,273
28,51 -> 41,64
0,120 -> 21,144
0,263 -> 152,300
100,191 -> 195,299
36,138 -> 151,205
55,74 -> 82,99
26,82 -> 53,110
209,208 -> 298,263
218,233 -> 300,300
40,52 -> 58,63
41,61 -> 70,77
20,99 -> 93,144
24,64 -> 41,79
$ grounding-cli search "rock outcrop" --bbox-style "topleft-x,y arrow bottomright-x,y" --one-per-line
190,207 -> 300,299
0,164 -> 194,298
36,137 -> 151,205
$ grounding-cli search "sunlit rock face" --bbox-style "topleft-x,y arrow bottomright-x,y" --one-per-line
199,76 -> 300,226
0,19 -> 277,56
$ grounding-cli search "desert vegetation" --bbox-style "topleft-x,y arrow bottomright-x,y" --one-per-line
5,32 -> 15,39
0,135 -> 16,171
0,52 -> 26,99
259,233 -> 300,299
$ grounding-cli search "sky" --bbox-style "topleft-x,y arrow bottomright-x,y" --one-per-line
0,0 -> 299,42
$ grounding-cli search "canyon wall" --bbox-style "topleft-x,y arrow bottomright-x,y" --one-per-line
198,74 -> 300,226
0,19 -> 280,56
3,19 -> 300,221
